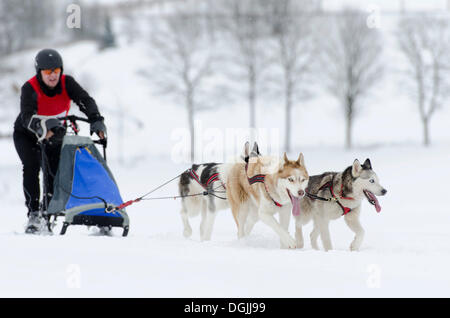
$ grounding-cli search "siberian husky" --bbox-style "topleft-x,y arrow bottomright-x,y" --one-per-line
178,142 -> 261,241
226,152 -> 309,249
294,158 -> 387,251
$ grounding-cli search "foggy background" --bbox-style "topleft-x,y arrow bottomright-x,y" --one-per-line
1,0 -> 449,164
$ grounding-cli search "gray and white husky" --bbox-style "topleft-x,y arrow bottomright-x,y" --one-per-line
294,158 -> 387,251
178,142 -> 261,241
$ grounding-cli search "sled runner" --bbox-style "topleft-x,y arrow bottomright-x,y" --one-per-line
41,116 -> 129,236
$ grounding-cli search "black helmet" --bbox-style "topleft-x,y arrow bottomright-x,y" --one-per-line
34,49 -> 63,73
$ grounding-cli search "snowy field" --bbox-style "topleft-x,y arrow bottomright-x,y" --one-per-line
1,138 -> 450,297
1,11 -> 450,297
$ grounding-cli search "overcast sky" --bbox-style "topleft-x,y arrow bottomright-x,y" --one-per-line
82,0 -> 450,11
323,0 -> 449,11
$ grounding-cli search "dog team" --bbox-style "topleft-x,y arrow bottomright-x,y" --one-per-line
178,142 -> 387,251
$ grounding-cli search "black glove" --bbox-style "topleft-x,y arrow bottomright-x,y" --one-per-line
45,118 -> 62,132
48,125 -> 66,146
90,119 -> 107,138
28,116 -> 64,141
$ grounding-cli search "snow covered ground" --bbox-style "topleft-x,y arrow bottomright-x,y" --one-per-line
1,10 -> 450,298
1,137 -> 450,297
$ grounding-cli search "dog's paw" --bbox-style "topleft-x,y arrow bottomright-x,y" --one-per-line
295,237 -> 304,249
200,234 -> 212,242
311,242 -> 319,250
350,241 -> 360,251
295,235 -> 304,249
183,227 -> 192,238
281,236 -> 297,249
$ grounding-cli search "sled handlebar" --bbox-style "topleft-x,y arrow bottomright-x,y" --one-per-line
57,115 -> 108,161
57,115 -> 90,123
57,115 -> 90,128
57,115 -> 88,135
57,115 -> 107,155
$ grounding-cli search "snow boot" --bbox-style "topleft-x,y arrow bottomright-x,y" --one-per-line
98,225 -> 113,236
25,211 -> 43,234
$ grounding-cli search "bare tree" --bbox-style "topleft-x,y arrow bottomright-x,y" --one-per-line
0,0 -> 55,55
120,6 -> 140,45
68,1 -> 110,45
145,8 -> 215,162
320,9 -> 383,149
0,75 -> 18,139
0,0 -> 55,137
397,14 -> 450,146
267,0 -> 318,152
99,14 -> 116,50
219,0 -> 271,130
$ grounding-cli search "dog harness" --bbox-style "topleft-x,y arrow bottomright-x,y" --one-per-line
189,169 -> 221,189
305,176 -> 354,215
245,163 -> 283,207
188,169 -> 227,201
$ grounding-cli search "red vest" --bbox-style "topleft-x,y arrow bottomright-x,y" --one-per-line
28,75 -> 71,116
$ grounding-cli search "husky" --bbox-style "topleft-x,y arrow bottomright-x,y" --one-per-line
178,142 -> 261,241
294,158 -> 387,251
226,152 -> 309,249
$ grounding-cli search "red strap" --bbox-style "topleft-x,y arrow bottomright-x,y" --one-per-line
189,169 -> 206,189
264,183 -> 282,207
206,173 -> 219,186
328,181 -> 352,215
329,182 -> 336,197
246,167 -> 281,207
116,198 -> 141,210
311,180 -> 353,215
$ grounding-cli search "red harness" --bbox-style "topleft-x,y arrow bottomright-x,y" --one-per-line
245,164 -> 283,207
306,177 -> 354,215
189,169 -> 224,190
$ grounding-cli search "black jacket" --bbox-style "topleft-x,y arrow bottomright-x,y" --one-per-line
14,74 -> 103,134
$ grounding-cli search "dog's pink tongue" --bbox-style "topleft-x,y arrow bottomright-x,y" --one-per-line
374,198 -> 381,213
291,195 -> 301,216
368,192 -> 381,213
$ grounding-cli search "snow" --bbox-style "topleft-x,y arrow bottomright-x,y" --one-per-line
2,137 -> 450,297
1,9 -> 450,298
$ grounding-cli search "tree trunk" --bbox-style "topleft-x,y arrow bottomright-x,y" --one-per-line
248,70 -> 257,143
285,81 -> 292,153
249,73 -> 256,130
345,115 -> 352,150
118,102 -> 125,165
423,116 -> 430,147
345,97 -> 354,150
249,89 -> 255,129
187,93 -> 195,162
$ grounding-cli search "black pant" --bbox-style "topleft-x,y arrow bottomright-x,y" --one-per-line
13,129 -> 62,213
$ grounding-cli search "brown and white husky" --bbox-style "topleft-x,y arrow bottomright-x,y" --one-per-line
226,152 -> 309,248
